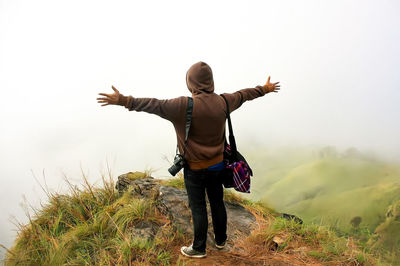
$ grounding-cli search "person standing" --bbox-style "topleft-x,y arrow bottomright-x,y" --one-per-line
97,61 -> 280,258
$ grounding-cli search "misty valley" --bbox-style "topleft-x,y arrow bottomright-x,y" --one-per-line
246,145 -> 400,262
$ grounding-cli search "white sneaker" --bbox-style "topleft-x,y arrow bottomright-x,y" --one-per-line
180,245 -> 207,258
215,239 -> 226,249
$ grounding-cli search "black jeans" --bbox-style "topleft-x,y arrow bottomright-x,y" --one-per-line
183,166 -> 227,252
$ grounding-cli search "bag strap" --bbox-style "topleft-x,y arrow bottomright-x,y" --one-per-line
176,97 -> 193,156
220,94 -> 237,159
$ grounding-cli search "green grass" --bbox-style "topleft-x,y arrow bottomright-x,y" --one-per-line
160,173 -> 185,189
3,160 -> 387,265
259,217 -> 373,264
124,170 -> 153,180
4,173 -> 181,266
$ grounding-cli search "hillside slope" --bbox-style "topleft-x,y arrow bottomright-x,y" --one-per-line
260,157 -> 400,231
3,171 -> 373,265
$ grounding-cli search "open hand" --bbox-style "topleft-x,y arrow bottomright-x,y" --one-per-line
261,76 -> 280,93
97,86 -> 120,106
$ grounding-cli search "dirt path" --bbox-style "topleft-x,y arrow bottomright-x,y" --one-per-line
174,244 -> 324,266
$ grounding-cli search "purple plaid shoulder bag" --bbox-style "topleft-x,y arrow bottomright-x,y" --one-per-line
220,95 -> 253,193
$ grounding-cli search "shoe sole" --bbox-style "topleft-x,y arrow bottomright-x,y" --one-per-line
180,247 -> 207,258
215,244 -> 225,249
214,235 -> 227,249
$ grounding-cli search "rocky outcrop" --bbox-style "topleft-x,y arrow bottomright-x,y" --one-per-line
115,173 -> 256,250
159,186 -> 256,250
115,172 -> 159,199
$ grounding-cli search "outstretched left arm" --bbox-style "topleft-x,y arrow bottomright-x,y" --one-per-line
221,76 -> 281,113
261,76 -> 280,94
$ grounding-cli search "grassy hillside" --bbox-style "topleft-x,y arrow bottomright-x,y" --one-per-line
3,171 -> 376,265
245,146 -> 317,198
256,155 -> 400,230
262,157 -> 400,206
4,173 -> 175,265
242,146 -> 400,263
283,181 -> 400,232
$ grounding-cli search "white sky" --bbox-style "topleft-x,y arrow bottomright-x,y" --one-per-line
1,0 -> 400,256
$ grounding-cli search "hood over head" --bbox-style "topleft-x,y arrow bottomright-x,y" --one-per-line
186,61 -> 214,94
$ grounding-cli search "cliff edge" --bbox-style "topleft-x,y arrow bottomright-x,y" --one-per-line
4,171 -> 373,265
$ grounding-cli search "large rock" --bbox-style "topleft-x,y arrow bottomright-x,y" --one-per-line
116,172 -> 159,200
115,173 -> 257,250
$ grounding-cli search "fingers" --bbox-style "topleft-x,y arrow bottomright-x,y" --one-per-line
262,76 -> 281,93
112,85 -> 119,93
97,97 -> 110,102
98,93 -> 111,98
97,87 -> 119,107
97,99 -> 109,103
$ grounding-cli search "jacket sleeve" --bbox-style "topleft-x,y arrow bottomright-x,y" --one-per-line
221,86 -> 266,113
117,94 -> 186,122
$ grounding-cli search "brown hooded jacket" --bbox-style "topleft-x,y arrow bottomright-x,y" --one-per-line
117,62 -> 266,170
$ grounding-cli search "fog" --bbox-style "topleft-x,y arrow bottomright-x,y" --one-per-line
1,0 -> 399,259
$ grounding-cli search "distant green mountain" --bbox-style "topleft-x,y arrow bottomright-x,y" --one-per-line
245,146 -> 400,233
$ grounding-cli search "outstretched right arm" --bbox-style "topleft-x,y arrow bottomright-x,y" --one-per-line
97,86 -> 186,122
